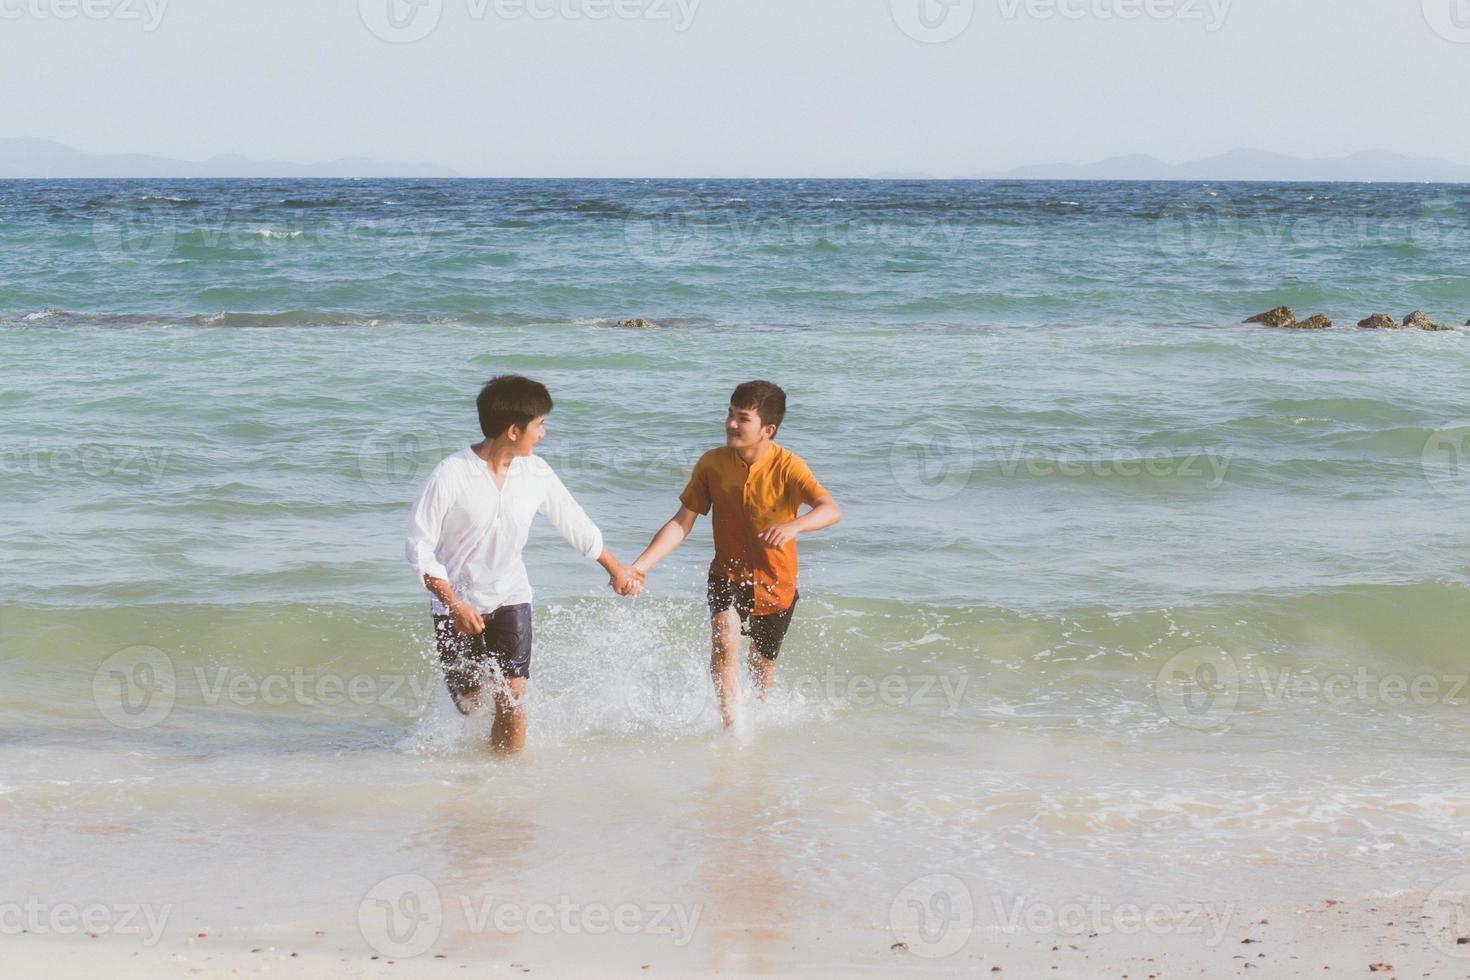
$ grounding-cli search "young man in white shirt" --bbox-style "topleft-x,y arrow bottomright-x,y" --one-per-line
405,375 -> 644,753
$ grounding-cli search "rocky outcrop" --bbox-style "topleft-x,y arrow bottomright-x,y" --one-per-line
614,318 -> 661,329
1291,314 -> 1333,330
1404,310 -> 1453,331
1245,306 -> 1296,328
1244,307 -> 1457,332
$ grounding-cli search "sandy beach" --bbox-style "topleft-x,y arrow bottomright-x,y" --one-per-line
6,892 -> 1463,978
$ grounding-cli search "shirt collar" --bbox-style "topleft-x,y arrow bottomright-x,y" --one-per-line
735,443 -> 779,474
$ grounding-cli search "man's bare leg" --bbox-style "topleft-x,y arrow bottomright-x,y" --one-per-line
451,687 -> 488,718
746,650 -> 777,701
710,609 -> 742,728
490,676 -> 529,753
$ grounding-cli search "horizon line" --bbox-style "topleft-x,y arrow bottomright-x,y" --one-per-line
3,174 -> 1470,184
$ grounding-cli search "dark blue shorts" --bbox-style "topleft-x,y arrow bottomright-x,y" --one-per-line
432,603 -> 534,695
707,576 -> 799,661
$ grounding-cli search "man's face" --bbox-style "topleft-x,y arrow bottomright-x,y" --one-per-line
509,415 -> 547,456
725,404 -> 773,449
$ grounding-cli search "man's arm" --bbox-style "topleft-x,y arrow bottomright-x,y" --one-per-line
536,461 -> 643,596
405,467 -> 489,632
423,574 -> 484,636
756,494 -> 842,549
631,506 -> 701,576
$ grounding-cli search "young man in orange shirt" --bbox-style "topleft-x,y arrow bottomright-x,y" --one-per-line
630,381 -> 842,728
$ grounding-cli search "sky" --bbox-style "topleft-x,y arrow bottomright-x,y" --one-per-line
1,0 -> 1468,176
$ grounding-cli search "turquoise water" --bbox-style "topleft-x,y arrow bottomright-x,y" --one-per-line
3,178 -> 1469,327
3,179 -> 1470,971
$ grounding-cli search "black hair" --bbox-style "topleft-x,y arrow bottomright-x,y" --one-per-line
477,375 -> 553,439
731,380 -> 786,433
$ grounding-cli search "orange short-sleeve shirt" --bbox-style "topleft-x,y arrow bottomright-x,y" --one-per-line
679,444 -> 829,615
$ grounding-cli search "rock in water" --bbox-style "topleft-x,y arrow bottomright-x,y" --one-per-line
614,318 -> 661,330
1291,314 -> 1332,330
1245,306 -> 1296,328
1357,313 -> 1401,329
1404,310 -> 1453,331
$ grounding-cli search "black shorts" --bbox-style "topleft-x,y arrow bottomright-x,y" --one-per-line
707,575 -> 798,661
432,603 -> 534,696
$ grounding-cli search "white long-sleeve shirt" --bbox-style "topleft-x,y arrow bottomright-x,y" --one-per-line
404,448 -> 604,615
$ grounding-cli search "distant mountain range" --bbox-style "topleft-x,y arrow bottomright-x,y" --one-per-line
972,149 -> 1470,182
0,138 -> 459,178
4,138 -> 1468,182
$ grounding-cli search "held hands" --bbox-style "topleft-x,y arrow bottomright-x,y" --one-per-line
609,562 -> 646,597
757,521 -> 800,549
